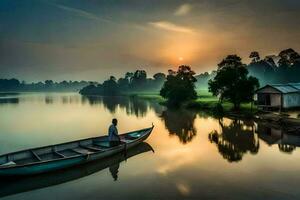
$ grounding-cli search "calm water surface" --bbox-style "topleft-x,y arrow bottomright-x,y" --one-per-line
1,93 -> 300,200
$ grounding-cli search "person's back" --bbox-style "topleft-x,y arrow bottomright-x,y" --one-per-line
108,118 -> 120,147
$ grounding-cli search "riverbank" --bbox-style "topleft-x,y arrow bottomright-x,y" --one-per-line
80,90 -> 300,128
130,90 -> 257,117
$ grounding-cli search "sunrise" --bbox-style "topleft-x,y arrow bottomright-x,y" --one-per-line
1,1 -> 300,200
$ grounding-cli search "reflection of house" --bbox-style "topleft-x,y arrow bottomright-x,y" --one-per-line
256,124 -> 282,145
257,123 -> 300,147
256,83 -> 300,110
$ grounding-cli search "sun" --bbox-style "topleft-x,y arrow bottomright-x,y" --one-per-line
178,57 -> 184,61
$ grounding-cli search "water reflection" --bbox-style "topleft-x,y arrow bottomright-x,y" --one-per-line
0,142 -> 154,198
45,96 -> 54,104
0,97 -> 19,104
0,92 -> 19,97
160,109 -> 197,144
109,162 -> 120,181
208,119 -> 259,162
257,123 -> 299,154
82,96 -> 162,118
2,93 -> 300,199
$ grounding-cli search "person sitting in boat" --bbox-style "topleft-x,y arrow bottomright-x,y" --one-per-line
108,118 -> 120,147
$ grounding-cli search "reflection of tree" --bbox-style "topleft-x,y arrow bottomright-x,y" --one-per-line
278,144 -> 296,154
161,109 -> 197,144
102,97 -> 120,114
81,96 -> 102,105
208,119 -> 259,162
0,98 -> 19,104
122,97 -> 148,117
81,96 -> 160,118
45,96 -> 54,104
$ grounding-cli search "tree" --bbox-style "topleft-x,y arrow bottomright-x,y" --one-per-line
102,76 -> 119,95
264,55 -> 276,67
117,77 -> 130,90
249,51 -> 260,63
208,55 -> 259,110
153,73 -> 166,81
160,65 -> 197,106
45,80 -> 54,89
125,72 -> 134,83
279,48 -> 300,65
131,70 -> 147,89
153,73 -> 166,90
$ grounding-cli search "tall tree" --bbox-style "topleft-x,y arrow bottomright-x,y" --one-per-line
102,76 -> 119,95
160,65 -> 197,106
209,55 -> 259,110
131,70 -> 147,89
249,51 -> 260,63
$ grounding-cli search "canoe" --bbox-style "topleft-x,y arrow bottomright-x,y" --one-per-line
0,126 -> 154,176
0,142 -> 154,198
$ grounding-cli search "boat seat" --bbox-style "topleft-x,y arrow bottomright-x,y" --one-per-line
39,152 -> 62,161
14,157 -> 40,165
79,144 -> 102,152
72,147 -> 95,155
58,149 -> 81,157
31,150 -> 42,161
93,141 -> 111,148
53,151 -> 66,158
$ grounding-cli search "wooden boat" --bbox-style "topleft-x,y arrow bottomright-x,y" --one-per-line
0,126 -> 154,176
0,142 -> 154,198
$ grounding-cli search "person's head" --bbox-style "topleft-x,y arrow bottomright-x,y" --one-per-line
112,118 -> 118,126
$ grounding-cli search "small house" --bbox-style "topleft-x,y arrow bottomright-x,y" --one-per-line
256,83 -> 300,110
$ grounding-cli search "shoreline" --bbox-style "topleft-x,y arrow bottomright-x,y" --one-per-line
80,92 -> 300,131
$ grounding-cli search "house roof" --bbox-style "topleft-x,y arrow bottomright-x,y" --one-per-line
257,83 -> 300,94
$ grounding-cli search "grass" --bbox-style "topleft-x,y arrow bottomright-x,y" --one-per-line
189,90 -> 257,117
121,89 -> 257,117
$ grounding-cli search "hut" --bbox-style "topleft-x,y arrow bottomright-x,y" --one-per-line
256,83 -> 300,110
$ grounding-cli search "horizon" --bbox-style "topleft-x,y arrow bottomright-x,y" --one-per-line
1,0 -> 300,82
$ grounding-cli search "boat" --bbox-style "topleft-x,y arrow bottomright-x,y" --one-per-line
0,126 -> 154,176
0,142 -> 154,198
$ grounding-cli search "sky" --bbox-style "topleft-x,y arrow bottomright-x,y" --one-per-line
1,0 -> 300,82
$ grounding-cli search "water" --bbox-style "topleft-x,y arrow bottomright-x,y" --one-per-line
1,93 -> 300,200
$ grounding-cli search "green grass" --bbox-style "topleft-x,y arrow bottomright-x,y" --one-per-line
190,90 -> 257,115
122,89 -> 257,116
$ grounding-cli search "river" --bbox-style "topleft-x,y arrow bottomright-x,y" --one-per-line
0,93 -> 300,200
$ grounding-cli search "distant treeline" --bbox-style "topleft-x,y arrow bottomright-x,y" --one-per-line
0,79 -> 92,92
2,48 -> 299,94
79,70 -> 166,95
195,48 -> 300,89
80,48 -> 300,96
247,48 -> 300,86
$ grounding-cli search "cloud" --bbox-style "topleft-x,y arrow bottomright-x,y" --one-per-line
149,21 -> 194,33
51,3 -> 110,23
175,3 -> 192,16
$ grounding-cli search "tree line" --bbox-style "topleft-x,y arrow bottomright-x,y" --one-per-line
247,48 -> 300,86
79,70 -> 166,95
79,48 -> 300,109
0,79 -> 92,92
